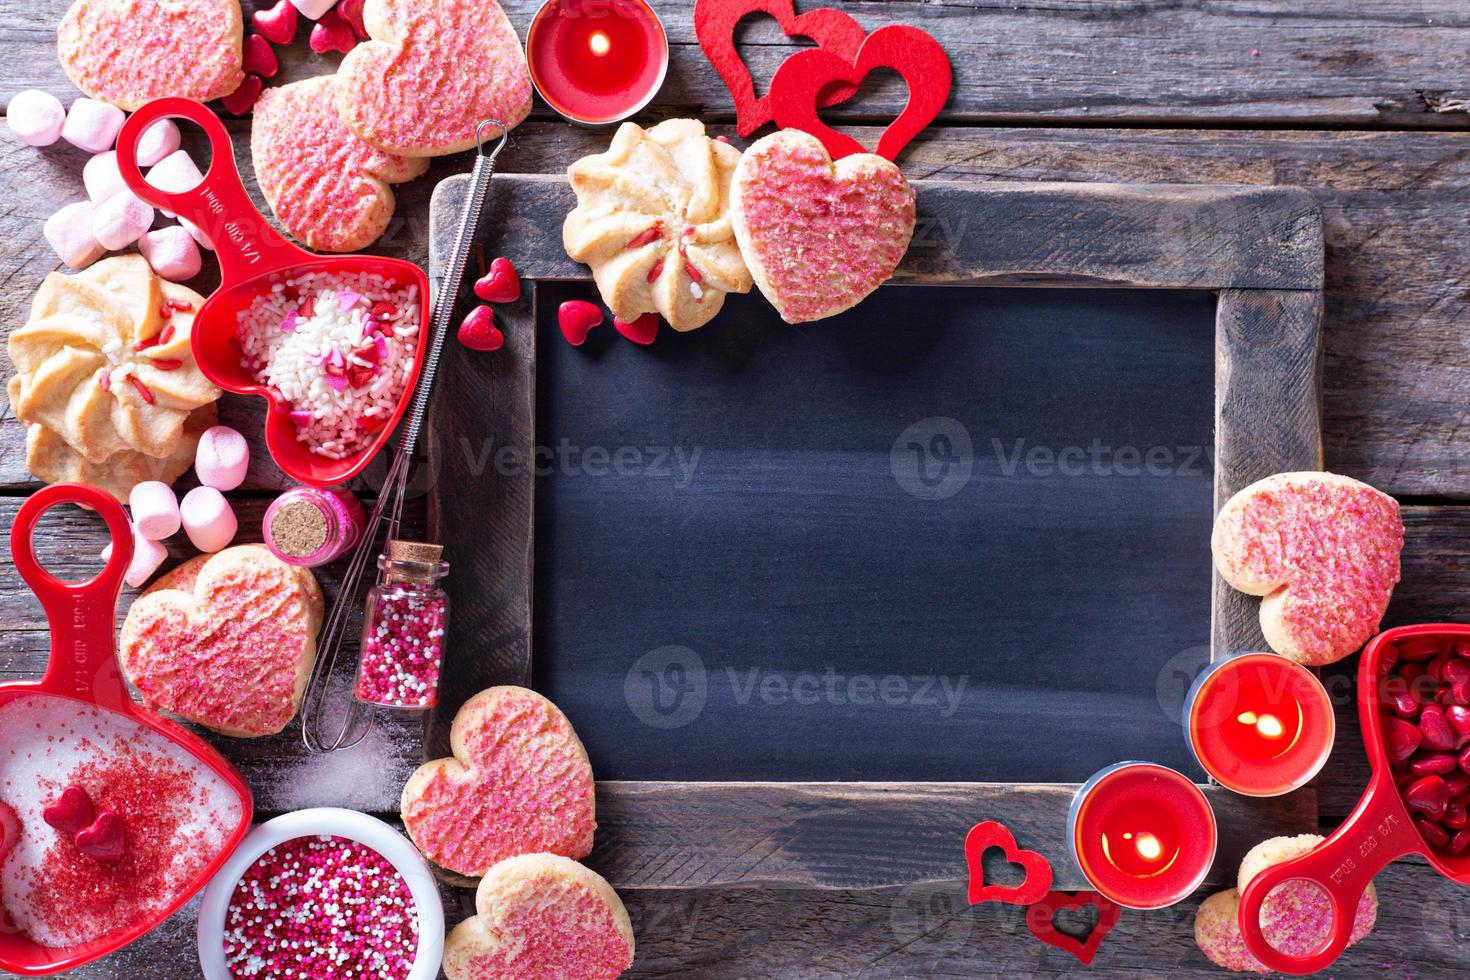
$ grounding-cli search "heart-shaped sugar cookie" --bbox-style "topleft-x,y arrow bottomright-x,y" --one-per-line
442,853 -> 634,979
401,687 -> 596,877
57,0 -> 245,112
1212,472 -> 1403,665
251,76 -> 429,252
119,546 -> 322,737
335,0 -> 532,156
731,129 -> 915,323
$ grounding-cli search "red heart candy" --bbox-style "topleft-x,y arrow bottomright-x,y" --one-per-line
339,0 -> 370,40
42,785 -> 95,836
558,300 -> 604,347
964,821 -> 1054,906
474,257 -> 521,304
458,305 -> 503,352
0,801 -> 18,860
1406,774 -> 1450,820
219,73 -> 263,116
693,0 -> 866,136
252,0 -> 299,45
242,33 -> 280,79
1025,890 -> 1124,966
75,811 -> 126,862
310,9 -> 357,55
768,24 -> 952,162
613,313 -> 660,346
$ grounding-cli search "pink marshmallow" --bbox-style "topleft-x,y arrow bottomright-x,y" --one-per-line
7,90 -> 66,147
92,191 -> 154,250
129,480 -> 181,540
83,151 -> 131,203
194,425 -> 250,491
101,523 -> 169,589
179,216 -> 214,250
135,118 -> 181,168
181,486 -> 237,553
138,225 -> 202,282
291,0 -> 339,18
61,98 -> 125,154
44,201 -> 106,268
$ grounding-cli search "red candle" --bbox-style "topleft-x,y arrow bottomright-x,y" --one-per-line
1068,762 -> 1217,909
526,0 -> 669,125
1186,652 -> 1335,797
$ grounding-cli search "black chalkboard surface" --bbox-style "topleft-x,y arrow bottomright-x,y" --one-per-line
533,283 -> 1216,783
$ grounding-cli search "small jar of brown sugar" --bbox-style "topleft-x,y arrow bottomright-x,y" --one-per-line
262,487 -> 367,568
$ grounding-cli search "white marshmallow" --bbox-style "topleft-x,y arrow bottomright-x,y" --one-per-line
7,90 -> 66,147
129,480 -> 181,541
61,98 -> 125,154
146,149 -> 203,195
291,0 -> 338,18
138,225 -> 202,282
179,216 -> 214,250
135,118 -> 181,168
92,191 -> 154,250
83,151 -> 131,203
194,426 -> 250,491
101,523 -> 169,589
181,486 -> 237,553
44,201 -> 106,268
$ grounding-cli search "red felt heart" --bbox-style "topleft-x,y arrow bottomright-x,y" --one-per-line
768,24 -> 952,162
1025,891 -> 1124,966
252,0 -> 299,46
613,313 -> 660,346
42,785 -> 94,836
694,0 -> 868,136
75,811 -> 126,862
558,300 -> 604,347
474,257 -> 521,304
964,821 -> 1053,906
458,305 -> 504,352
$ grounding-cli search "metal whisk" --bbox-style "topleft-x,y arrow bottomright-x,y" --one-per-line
302,120 -> 509,753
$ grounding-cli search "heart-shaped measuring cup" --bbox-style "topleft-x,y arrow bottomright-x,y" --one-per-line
1025,890 -> 1123,966
964,820 -> 1054,906
113,97 -> 430,487
767,23 -> 952,162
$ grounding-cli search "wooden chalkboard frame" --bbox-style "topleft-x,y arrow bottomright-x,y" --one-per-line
426,174 -> 1324,891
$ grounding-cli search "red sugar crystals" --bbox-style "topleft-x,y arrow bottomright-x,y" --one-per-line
223,835 -> 418,979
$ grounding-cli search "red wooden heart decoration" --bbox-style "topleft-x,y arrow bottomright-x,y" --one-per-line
1025,891 -> 1124,966
694,0 -> 868,136
964,821 -> 1053,906
768,24 -> 952,162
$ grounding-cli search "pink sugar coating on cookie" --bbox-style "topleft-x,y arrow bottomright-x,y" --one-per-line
1195,893 -> 1263,973
403,690 -> 594,874
462,873 -> 632,979
737,137 -> 914,323
1216,478 -> 1402,661
335,0 -> 531,154
58,0 -> 244,111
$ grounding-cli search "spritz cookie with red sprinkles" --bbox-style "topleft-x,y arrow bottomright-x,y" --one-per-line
400,687 -> 596,877
58,0 -> 245,112
1212,471 -> 1403,665
730,129 -> 915,324
443,853 -> 634,980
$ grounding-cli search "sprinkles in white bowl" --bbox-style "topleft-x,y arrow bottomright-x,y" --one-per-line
237,271 -> 420,459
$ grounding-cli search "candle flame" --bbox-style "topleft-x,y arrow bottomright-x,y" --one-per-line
1134,832 -> 1163,862
1236,710 -> 1285,739
589,31 -> 611,56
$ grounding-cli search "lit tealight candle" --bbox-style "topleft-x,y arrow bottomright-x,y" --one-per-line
526,0 -> 670,126
1185,652 -> 1335,797
1068,762 -> 1217,909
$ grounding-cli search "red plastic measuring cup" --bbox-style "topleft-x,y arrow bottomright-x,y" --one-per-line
0,484 -> 253,975
1238,623 -> 1470,974
113,98 -> 431,487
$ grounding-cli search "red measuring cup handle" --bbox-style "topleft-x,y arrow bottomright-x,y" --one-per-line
10,484 -> 135,708
114,97 -> 306,286
1237,781 -> 1420,974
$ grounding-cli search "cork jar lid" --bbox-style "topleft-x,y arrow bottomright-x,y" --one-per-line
382,539 -> 447,584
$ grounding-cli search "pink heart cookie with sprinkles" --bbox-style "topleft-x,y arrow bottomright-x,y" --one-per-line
119,545 -> 322,737
334,0 -> 532,157
401,687 -> 596,878
1212,472 -> 1403,666
730,129 -> 915,324
251,76 -> 429,253
58,0 -> 245,112
442,854 -> 634,980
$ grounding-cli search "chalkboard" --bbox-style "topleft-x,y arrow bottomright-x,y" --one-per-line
532,282 -> 1216,782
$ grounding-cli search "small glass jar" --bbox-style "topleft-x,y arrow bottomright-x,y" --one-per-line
263,486 -> 366,568
354,541 -> 449,710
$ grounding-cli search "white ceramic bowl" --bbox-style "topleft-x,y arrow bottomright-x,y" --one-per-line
196,807 -> 444,980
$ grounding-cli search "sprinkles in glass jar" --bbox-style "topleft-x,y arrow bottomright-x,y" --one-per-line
354,540 -> 448,710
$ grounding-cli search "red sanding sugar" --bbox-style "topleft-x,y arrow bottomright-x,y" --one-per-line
223,835 -> 418,979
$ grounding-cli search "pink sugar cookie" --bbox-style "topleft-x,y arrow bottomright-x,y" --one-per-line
730,129 -> 915,324
442,854 -> 634,980
1238,834 -> 1376,956
1212,472 -> 1403,665
334,0 -> 532,157
251,76 -> 429,252
400,686 -> 596,877
119,545 -> 321,737
57,0 -> 245,112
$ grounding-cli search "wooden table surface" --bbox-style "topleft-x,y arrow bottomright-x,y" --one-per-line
3,1 -> 1469,976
